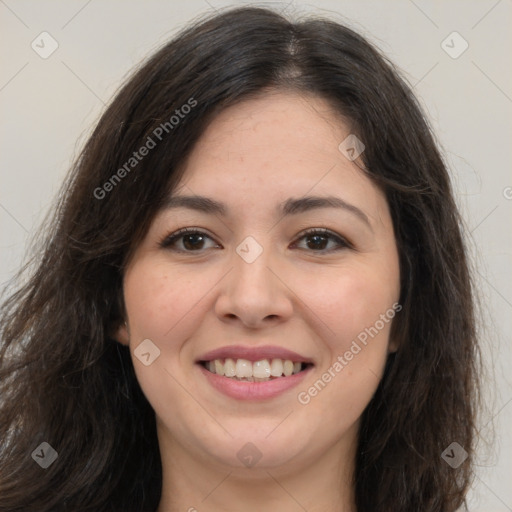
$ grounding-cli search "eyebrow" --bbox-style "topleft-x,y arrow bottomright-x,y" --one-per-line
162,194 -> 372,229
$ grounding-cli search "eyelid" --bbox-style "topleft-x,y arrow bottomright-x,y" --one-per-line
292,227 -> 353,250
159,227 -> 221,250
159,226 -> 352,253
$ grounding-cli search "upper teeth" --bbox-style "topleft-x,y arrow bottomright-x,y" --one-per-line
205,358 -> 303,380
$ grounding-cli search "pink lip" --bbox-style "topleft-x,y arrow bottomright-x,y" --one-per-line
196,344 -> 313,363
197,363 -> 313,401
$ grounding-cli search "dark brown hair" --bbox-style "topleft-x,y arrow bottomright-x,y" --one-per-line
0,6 -> 481,511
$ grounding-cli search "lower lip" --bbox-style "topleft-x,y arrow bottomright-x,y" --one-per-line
197,364 -> 313,401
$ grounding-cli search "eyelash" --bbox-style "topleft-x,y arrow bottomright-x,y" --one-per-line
159,227 -> 352,254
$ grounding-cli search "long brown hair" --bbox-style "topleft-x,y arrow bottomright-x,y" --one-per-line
0,6 -> 481,511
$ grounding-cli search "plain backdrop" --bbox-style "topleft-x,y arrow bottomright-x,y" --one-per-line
1,1 -> 511,510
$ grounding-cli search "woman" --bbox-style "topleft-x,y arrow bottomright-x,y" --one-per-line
0,6 -> 481,511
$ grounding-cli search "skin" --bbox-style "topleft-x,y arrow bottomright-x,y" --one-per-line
115,90 -> 401,512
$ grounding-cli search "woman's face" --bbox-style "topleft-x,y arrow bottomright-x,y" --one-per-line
115,91 -> 400,474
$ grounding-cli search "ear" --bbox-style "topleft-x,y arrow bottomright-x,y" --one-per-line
387,299 -> 403,354
388,337 -> 399,354
111,320 -> 130,346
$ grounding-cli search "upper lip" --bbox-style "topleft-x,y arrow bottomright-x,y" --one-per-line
196,345 -> 314,364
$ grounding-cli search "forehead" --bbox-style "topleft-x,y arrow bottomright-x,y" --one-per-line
186,91 -> 349,168
172,92 -> 389,226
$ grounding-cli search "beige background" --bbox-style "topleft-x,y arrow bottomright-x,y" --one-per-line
1,1 -> 511,510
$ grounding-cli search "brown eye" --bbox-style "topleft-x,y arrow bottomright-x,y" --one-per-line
181,233 -> 207,250
293,229 -> 351,252
160,229 -> 219,252
160,227 -> 350,254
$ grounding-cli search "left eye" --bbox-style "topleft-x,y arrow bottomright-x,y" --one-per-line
160,228 -> 350,253
292,229 -> 350,252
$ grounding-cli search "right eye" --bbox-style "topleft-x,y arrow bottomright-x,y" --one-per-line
159,228 -> 221,253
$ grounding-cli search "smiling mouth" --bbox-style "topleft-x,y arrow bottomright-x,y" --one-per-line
199,358 -> 313,382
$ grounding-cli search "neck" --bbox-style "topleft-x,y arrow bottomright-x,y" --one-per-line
155,423 -> 358,512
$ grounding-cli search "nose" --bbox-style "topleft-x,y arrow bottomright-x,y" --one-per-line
214,239 -> 294,329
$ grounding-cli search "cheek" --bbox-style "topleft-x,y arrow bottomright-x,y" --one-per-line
303,264 -> 398,346
298,270 -> 397,422
123,259 -> 208,340
122,260 -> 208,412
296,262 -> 398,407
